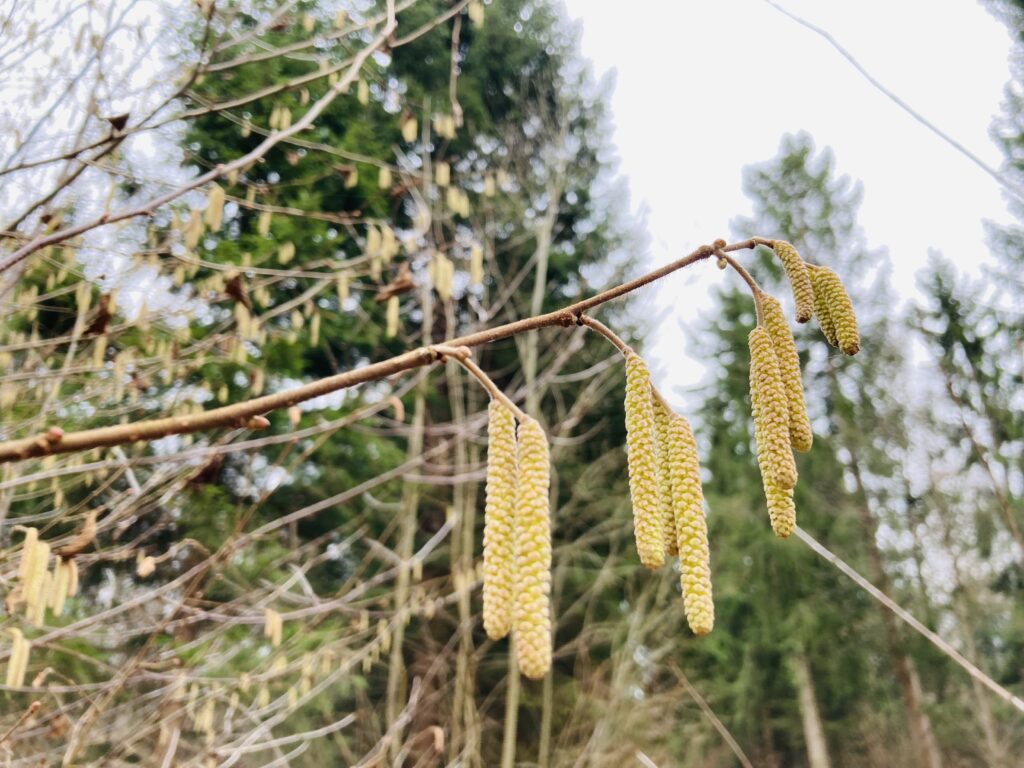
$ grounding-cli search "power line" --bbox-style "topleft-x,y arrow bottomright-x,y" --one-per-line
765,0 -> 1024,207
794,525 -> 1024,716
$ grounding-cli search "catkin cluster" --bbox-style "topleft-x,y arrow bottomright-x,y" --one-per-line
480,403 -> 553,679
749,325 -> 798,537
621,353 -> 714,635
15,527 -> 79,625
808,264 -> 859,356
624,353 -> 666,568
772,241 -> 815,324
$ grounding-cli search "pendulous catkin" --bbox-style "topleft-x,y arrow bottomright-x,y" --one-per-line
761,295 -> 813,453
808,265 -> 859,356
749,325 -> 798,491
809,267 -> 838,347
483,401 -> 518,641
624,353 -> 666,569
666,411 -> 714,635
763,475 -> 796,538
513,416 -> 552,680
652,398 -> 679,557
772,241 -> 815,324
5,629 -> 30,689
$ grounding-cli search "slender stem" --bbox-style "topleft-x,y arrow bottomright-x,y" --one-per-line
578,315 -> 630,356
0,237 -> 768,464
452,354 -> 528,423
717,249 -> 765,326
0,701 -> 41,747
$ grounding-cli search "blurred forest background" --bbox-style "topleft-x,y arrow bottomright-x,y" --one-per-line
0,1 -> 1022,766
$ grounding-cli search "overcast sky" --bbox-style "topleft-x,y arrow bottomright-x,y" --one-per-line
561,0 -> 1014,397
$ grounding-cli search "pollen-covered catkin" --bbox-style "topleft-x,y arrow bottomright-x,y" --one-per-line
652,398 -> 678,557
513,416 -> 552,680
772,241 -> 815,324
808,265 -> 838,348
761,295 -> 813,453
809,265 -> 859,356
666,412 -> 714,635
483,401 -> 517,641
624,353 -> 666,569
749,326 -> 798,491
762,475 -> 797,538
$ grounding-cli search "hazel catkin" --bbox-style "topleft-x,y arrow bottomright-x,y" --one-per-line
749,325 -> 798,491
652,398 -> 678,557
513,416 -> 552,680
763,476 -> 796,538
483,401 -> 517,641
772,240 -> 815,324
808,265 -> 859,356
666,412 -> 714,635
807,266 -> 837,347
761,295 -> 813,453
624,353 -> 666,569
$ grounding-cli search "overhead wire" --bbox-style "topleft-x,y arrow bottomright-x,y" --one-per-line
764,0 -> 1024,207
794,525 -> 1024,715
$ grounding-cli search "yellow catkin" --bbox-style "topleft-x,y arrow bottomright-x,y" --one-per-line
748,326 -> 798,491
435,161 -> 450,188
470,243 -> 484,286
807,265 -> 838,347
652,398 -> 678,557
264,608 -> 283,647
761,295 -> 813,453
5,629 -> 29,688
624,353 -> 666,568
66,558 -> 79,597
772,240 -> 815,324
24,541 -> 50,618
257,210 -> 272,237
385,295 -> 399,339
666,412 -> 714,635
809,265 -> 859,356
18,527 -> 38,580
482,401 -> 517,641
51,560 -> 70,616
204,184 -> 225,231
401,116 -> 418,143
513,416 -> 552,680
764,477 -> 796,538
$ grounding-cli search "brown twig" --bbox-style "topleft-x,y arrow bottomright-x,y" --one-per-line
0,238 -> 767,463
0,700 -> 41,748
577,315 -> 630,356
715,247 -> 764,325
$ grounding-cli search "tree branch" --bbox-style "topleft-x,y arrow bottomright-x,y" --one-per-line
0,237 -> 769,463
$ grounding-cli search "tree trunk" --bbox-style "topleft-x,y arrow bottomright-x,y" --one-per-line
792,650 -> 832,768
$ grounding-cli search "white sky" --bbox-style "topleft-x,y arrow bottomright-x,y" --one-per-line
562,0 -> 1014,395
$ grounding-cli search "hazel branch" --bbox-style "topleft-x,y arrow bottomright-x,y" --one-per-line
0,237 -> 769,464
